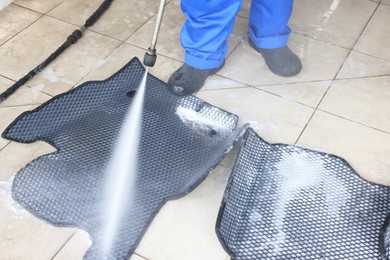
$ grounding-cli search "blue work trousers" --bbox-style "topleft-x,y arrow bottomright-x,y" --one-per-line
181,0 -> 294,69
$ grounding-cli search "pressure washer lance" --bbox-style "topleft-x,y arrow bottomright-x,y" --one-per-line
143,0 -> 166,67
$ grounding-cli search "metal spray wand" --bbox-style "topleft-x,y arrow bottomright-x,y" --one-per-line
143,0 -> 167,67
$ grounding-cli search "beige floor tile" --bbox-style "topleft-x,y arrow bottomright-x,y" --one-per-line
0,140 -> 55,180
0,16 -> 77,80
218,144 -> 241,170
52,230 -> 92,260
0,4 -> 41,45
0,141 -> 9,152
0,76 -> 52,108
80,43 -> 182,84
52,227 -> 149,260
297,110 -> 390,185
0,14 -> 121,97
218,34 -> 349,86
127,0 -> 248,62
135,165 -> 230,260
0,106 -> 36,133
319,76 -> 390,133
127,0 -> 184,61
337,51 -> 390,78
129,254 -> 149,260
47,0 -> 101,25
27,31 -> 121,97
1,1 -> 389,259
255,80 -> 331,108
0,177 -> 74,259
238,0 -> 251,18
51,228 -> 149,260
354,4 -> 390,61
0,105 -> 38,151
13,0 -> 64,13
130,255 -> 149,260
290,0 -> 377,48
202,75 -> 247,92
48,0 -> 160,41
197,87 -> 314,145
228,16 -> 249,56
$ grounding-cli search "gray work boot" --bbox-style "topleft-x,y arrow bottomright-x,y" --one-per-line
167,63 -> 224,96
249,38 -> 302,77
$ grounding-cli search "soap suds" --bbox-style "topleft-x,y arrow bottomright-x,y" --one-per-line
43,67 -> 59,83
0,177 -> 30,219
260,149 -> 350,254
176,106 -> 229,132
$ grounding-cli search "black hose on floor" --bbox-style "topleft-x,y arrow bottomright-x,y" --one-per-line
0,0 -> 114,104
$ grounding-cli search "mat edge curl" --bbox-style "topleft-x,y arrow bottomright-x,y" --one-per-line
215,127 -> 390,259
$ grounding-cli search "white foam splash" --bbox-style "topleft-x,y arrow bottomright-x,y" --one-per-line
43,67 -> 59,83
0,177 -> 30,219
176,106 -> 228,132
320,0 -> 340,23
31,84 -> 45,92
263,149 -> 350,254
92,56 -> 108,71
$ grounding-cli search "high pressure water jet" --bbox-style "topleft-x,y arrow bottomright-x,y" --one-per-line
101,69 -> 148,258
101,1 -> 166,256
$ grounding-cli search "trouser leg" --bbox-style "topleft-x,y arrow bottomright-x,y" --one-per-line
249,0 -> 294,49
180,0 -> 242,69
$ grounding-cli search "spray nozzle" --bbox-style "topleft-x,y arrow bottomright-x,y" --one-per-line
143,48 -> 157,67
143,0 -> 166,68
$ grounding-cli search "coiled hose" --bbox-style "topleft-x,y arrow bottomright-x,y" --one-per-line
0,0 -> 114,104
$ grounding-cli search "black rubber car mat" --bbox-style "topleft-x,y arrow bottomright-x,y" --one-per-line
216,128 -> 390,260
2,58 -> 247,260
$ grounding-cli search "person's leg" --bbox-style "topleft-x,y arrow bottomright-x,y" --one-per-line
248,0 -> 302,77
249,0 -> 293,49
168,0 -> 242,96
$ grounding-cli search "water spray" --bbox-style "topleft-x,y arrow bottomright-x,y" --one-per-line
143,0 -> 167,67
100,1 -> 167,253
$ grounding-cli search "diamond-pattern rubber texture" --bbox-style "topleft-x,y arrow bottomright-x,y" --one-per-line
216,128 -> 390,260
2,58 -> 245,260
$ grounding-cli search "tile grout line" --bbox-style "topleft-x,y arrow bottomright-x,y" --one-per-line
0,5 -> 44,48
2,0 -> 68,47
122,0 -> 176,44
328,73 -> 390,81
133,252 -> 151,260
1,13 -> 124,102
0,141 -> 12,152
49,231 -> 77,260
0,102 -> 49,109
332,2 -> 382,80
44,0 -> 176,88
3,1 -> 139,96
316,108 -> 390,136
0,103 -> 40,109
352,48 -> 390,63
72,41 -> 129,89
44,14 -> 125,42
292,93 -> 328,145
0,74 -> 16,82
13,0 -> 66,14
293,1 -> 382,145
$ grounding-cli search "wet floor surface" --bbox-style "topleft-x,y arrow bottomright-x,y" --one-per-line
1,0 -> 390,259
